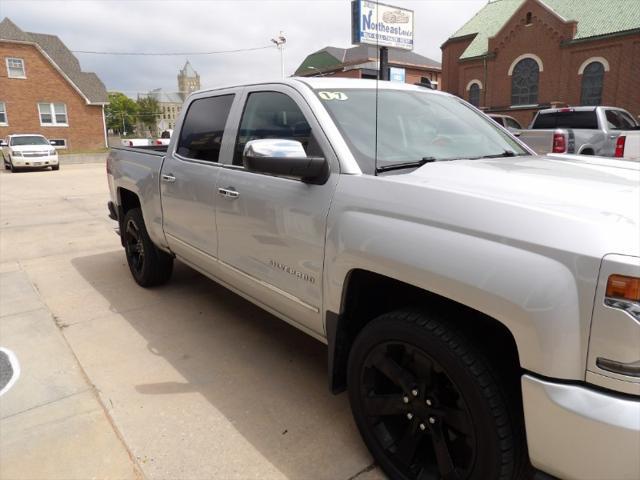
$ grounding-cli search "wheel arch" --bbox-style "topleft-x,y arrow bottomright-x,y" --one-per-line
578,145 -> 595,155
116,188 -> 141,246
327,269 -> 522,393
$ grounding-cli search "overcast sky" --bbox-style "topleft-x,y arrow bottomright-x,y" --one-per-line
0,0 -> 486,96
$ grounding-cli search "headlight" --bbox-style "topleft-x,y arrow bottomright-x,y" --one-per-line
587,254 -> 640,391
11,151 -> 22,157
49,149 -> 57,155
605,274 -> 640,320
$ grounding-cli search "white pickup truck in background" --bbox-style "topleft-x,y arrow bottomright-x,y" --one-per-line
517,106 -> 640,160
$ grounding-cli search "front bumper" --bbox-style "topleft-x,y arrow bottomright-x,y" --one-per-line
522,375 -> 640,480
10,154 -> 58,167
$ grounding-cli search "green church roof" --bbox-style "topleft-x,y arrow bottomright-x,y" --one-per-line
449,0 -> 640,59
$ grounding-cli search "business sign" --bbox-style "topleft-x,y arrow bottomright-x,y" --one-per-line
389,67 -> 405,82
351,0 -> 414,51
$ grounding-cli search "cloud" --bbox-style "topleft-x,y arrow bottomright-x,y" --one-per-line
1,0 -> 485,95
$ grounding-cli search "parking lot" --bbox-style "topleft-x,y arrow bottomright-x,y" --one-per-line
0,163 -> 383,480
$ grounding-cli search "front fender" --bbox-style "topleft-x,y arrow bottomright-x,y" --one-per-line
325,209 -> 588,380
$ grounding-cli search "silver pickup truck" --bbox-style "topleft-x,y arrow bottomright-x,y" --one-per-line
517,106 -> 640,160
106,78 -> 640,480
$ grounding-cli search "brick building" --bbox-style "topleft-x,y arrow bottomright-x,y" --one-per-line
295,45 -> 442,89
441,0 -> 640,126
0,18 -> 108,151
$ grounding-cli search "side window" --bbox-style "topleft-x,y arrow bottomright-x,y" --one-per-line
505,117 -> 521,129
233,91 -> 316,166
605,110 -> 637,130
613,110 -> 636,130
605,110 -> 622,130
177,94 -> 234,162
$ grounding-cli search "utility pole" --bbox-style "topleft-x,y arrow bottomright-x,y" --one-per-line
379,47 -> 389,81
271,31 -> 286,78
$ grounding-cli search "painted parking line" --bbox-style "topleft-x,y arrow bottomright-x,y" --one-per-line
0,348 -> 20,397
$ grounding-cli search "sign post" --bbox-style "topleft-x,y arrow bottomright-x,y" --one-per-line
351,0 -> 414,80
379,47 -> 389,81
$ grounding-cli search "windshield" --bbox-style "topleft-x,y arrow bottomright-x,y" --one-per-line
315,88 -> 528,174
10,136 -> 49,146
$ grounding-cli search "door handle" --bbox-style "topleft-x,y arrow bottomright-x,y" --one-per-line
218,187 -> 239,199
161,174 -> 176,183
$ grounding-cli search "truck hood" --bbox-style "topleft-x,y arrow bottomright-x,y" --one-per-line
388,154 -> 640,256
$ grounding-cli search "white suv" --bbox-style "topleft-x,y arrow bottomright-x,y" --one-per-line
1,134 -> 60,172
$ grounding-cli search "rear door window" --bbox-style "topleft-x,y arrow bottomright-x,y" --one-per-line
177,94 -> 235,162
532,111 -> 598,129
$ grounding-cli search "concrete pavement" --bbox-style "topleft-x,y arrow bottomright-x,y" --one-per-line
0,163 -> 384,479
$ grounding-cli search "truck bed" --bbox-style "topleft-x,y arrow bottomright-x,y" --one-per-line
111,145 -> 168,156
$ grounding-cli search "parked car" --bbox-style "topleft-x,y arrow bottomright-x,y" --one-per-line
488,114 -> 522,133
106,78 -> 639,480
154,129 -> 173,146
121,138 -> 151,147
518,106 -> 640,159
1,134 -> 60,172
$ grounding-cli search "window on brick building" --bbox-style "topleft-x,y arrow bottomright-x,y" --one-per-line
511,58 -> 539,106
0,102 -> 7,125
468,83 -> 480,107
38,103 -> 68,126
49,139 -> 67,148
525,12 -> 533,25
6,58 -> 25,78
580,62 -> 604,106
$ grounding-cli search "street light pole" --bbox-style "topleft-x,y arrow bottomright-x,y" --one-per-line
271,31 -> 286,78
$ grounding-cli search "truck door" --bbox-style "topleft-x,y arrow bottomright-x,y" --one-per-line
214,85 -> 339,336
160,89 -> 238,266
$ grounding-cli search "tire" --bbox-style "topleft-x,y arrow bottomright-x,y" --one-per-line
122,208 -> 173,287
52,164 -> 60,171
347,310 -> 526,480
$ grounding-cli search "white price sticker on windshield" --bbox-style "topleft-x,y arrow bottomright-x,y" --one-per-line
318,91 -> 348,101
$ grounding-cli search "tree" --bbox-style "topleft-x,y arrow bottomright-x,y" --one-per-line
105,92 -> 138,135
136,96 -> 160,134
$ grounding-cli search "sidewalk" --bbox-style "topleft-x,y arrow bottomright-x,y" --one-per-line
0,261 -> 140,480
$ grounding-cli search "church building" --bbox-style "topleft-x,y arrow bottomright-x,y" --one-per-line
142,60 -> 200,135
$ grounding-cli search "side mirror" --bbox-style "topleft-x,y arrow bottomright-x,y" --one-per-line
50,140 -> 56,145
243,139 -> 328,184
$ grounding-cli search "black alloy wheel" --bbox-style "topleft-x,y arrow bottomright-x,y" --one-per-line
348,310 -> 525,480
122,208 -> 173,287
124,217 -> 145,277
359,340 -> 476,479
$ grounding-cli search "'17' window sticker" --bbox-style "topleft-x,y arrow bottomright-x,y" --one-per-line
318,91 -> 348,101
